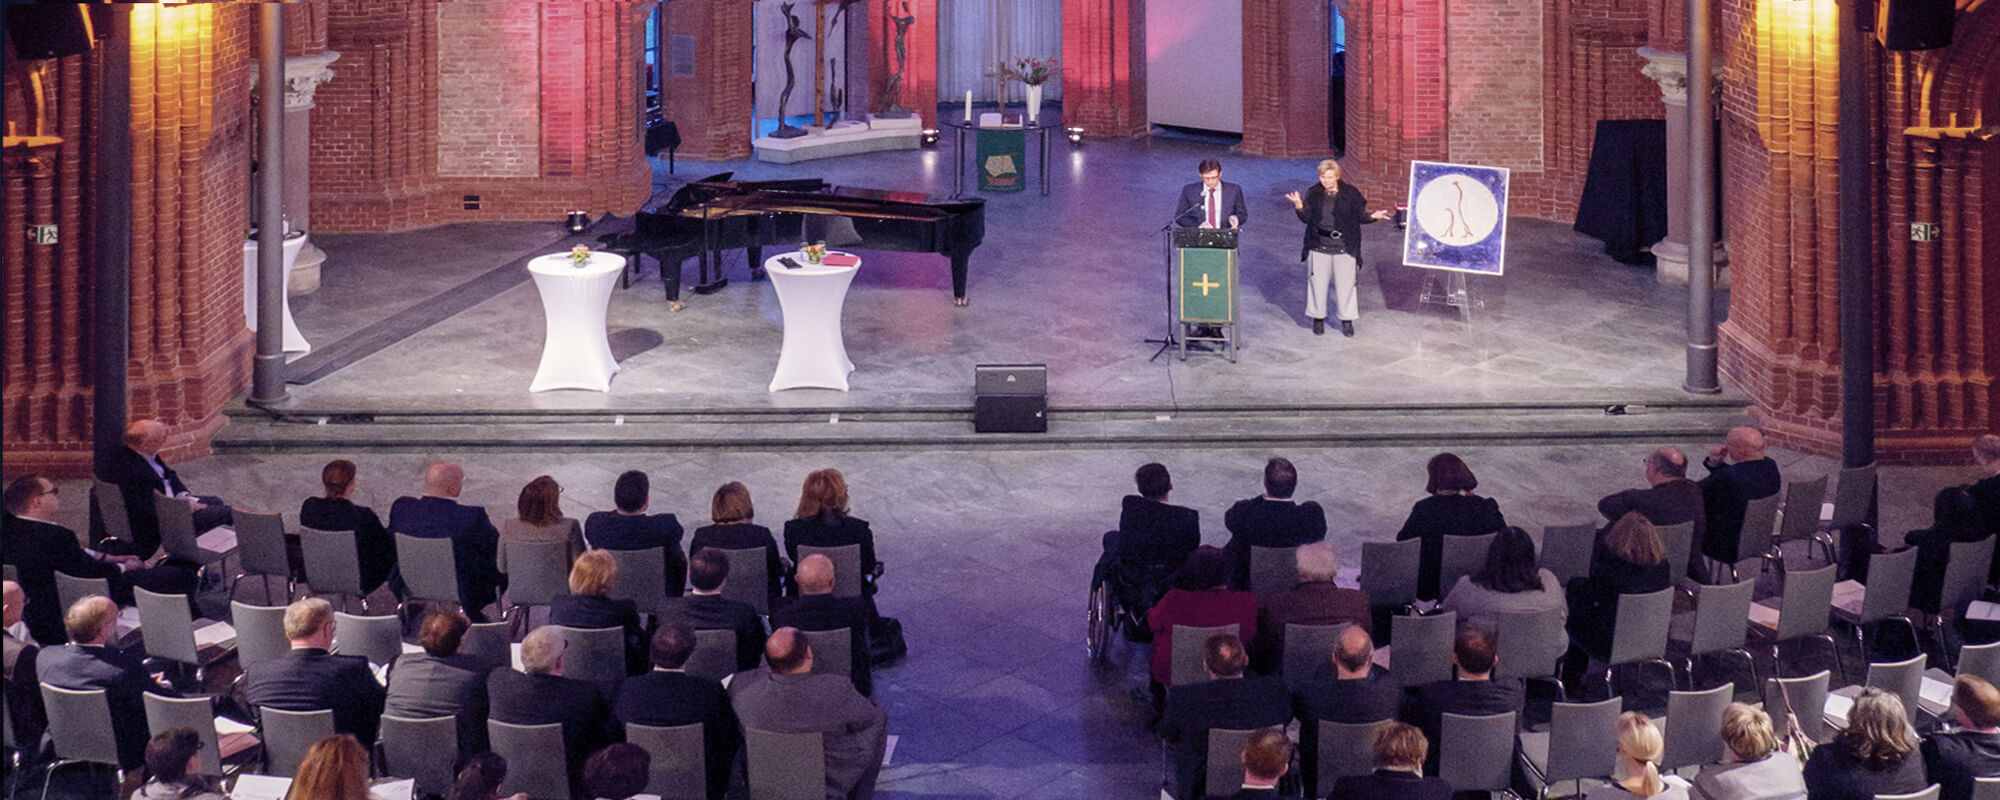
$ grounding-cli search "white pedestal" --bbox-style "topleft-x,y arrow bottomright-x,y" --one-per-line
527,252 -> 625,393
242,233 -> 311,354
765,251 -> 860,392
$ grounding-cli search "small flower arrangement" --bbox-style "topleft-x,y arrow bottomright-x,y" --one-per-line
989,56 -> 1058,87
802,242 -> 827,264
569,244 -> 591,267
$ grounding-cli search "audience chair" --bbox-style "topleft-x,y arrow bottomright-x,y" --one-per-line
1764,670 -> 1833,745
155,493 -> 234,584
626,722 -> 706,800
143,693 -> 225,778
1494,608 -> 1570,693
1248,546 -> 1300,600
1865,654 -> 1926,723
1675,579 -> 1757,690
1540,523 -> 1597,586
1360,538 -> 1423,613
1939,537 -> 1997,668
395,533 -> 463,619
378,714 -> 459,799
1835,547 -> 1920,662
1972,778 -> 2000,800
54,571 -> 111,615
1390,611 -> 1457,687
1820,463 -> 1877,545
1759,564 -> 1843,684
1517,697 -> 1622,800
1877,786 -> 1941,800
553,625 -> 627,689
134,586 -> 227,686
38,685 -> 123,800
298,527 -> 371,614
1169,624 -> 1240,687
1955,641 -> 2000,689
1769,476 -> 1832,570
1438,532 -> 1498,601
459,620 -> 514,672
797,544 -> 866,600
332,611 -> 404,667
1603,588 -> 1675,698
1658,683 -> 1733,774
1314,720 -> 1383,798
230,600 -> 291,673
503,538 -> 573,633
232,510 -> 294,604
743,727 -> 824,800
257,706 -> 334,778
1657,521 -> 1697,592
1204,728 -> 1259,799
1715,493 -> 1782,583
488,719 -> 570,800
1440,711 -> 1518,793
804,626 -> 861,693
685,628 -> 738,681
1282,622 -> 1352,692
713,547 -> 774,615
92,481 -> 134,546
606,546 -> 670,615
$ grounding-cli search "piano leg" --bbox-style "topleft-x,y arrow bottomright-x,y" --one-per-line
655,250 -> 687,311
951,252 -> 971,307
747,245 -> 767,281
694,243 -> 729,294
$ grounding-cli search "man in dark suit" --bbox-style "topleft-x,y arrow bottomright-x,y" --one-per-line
659,549 -> 767,672
1254,542 -> 1371,672
1597,447 -> 1705,551
1201,727 -> 1293,800
771,554 -> 872,696
1328,721 -> 1455,800
1924,675 -> 2000,800
3,475 -> 198,644
1175,158 -> 1249,231
1295,626 -> 1404,791
35,595 -> 177,769
584,470 -> 688,596
243,597 -> 386,746
1697,427 -> 1782,569
1098,463 -> 1201,622
2,581 -> 45,749
615,622 -> 741,800
388,462 -> 506,619
383,609 -> 493,757
1973,435 -> 2000,536
1160,633 -> 1291,800
98,418 -> 232,557
1400,618 -> 1524,763
729,628 -> 887,800
1223,458 -> 1328,589
490,625 -> 619,800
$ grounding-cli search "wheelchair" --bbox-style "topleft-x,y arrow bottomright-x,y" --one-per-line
1086,548 -> 1175,665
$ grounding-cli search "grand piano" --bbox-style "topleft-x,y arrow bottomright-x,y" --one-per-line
627,174 -> 986,307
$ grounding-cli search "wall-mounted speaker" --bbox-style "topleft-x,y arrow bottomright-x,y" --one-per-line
7,4 -> 97,60
1878,0 -> 1955,50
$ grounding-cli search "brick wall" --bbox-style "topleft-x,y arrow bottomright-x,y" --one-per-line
662,0 -> 753,161
438,0 -> 540,178
1061,0 -> 1147,138
1240,0 -> 1329,158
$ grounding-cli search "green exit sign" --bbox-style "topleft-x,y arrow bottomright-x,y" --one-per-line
26,224 -> 57,245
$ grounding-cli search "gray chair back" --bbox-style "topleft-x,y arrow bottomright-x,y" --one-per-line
1958,641 -> 2000,688
1735,493 -> 1783,563
1609,588 -> 1674,666
93,481 -> 133,545
1688,579 -> 1757,656
1867,654 -> 1927,722
396,534 -> 462,606
489,719 -> 571,800
553,625 -> 627,687
744,727 -> 824,800
713,547 -> 772,615
155,493 -> 227,566
1765,670 -> 1833,744
1858,547 -> 1919,626
797,544 -> 864,599
1539,698 -> 1623,789
1659,683 -> 1734,771
259,706 -> 335,778
1204,728 -> 1258,799
55,571 -> 111,614
1438,532 -> 1498,600
805,626 -> 855,687
686,628 -> 738,681
1540,523 -> 1597,585
1282,623 -> 1351,690
1390,611 -> 1457,686
234,510 -> 292,600
1170,624 -> 1238,687
332,611 -> 403,667
1942,537 -> 1997,613
143,692 -> 223,776
379,714 -> 459,798
1494,607 -> 1569,681
299,527 -> 365,600
1248,546 -> 1300,600
231,600 -> 292,671
1315,720 -> 1382,797
1877,787 -> 1942,800
1360,539 -> 1422,608
40,685 -> 119,767
1973,778 -> 2000,800
503,538 -> 573,610
1775,564 -> 1837,642
1439,711 -> 1517,792
626,722 -> 706,800
606,547 -> 669,614
133,586 -> 202,667
460,621 -> 514,672
1657,521 -> 1696,584
1776,476 -> 1830,545
1828,464 -> 1877,531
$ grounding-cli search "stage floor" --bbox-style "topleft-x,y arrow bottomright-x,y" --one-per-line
282,134 -> 1732,413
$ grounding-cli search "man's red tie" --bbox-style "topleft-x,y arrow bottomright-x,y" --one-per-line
1207,189 -> 1218,228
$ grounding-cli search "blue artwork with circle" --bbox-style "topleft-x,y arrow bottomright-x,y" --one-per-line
1401,160 -> 1511,276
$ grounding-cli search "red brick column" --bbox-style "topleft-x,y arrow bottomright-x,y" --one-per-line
868,0 -> 938,129
662,0 -> 753,161
1060,0 -> 1145,137
312,0 -> 446,232
1241,0 -> 1329,158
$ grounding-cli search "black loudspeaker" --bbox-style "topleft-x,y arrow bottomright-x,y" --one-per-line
1878,0 -> 1954,50
7,5 -> 97,60
973,364 -> 1048,433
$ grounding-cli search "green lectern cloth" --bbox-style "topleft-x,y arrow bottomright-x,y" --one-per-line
975,128 -> 1026,193
1177,247 -> 1236,324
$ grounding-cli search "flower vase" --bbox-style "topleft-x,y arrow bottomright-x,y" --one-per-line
1025,83 -> 1043,124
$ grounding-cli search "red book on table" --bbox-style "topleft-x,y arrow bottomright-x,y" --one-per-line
820,253 -> 859,267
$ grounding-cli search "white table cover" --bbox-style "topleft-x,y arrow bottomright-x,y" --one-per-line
241,232 -> 311,354
528,251 -> 626,392
765,251 -> 860,391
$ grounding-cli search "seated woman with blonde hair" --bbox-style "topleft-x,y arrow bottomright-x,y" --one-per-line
548,549 -> 648,675
1691,704 -> 1807,800
1802,688 -> 1927,800
1586,712 -> 1688,800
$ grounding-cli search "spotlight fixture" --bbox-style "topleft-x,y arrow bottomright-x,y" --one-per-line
565,211 -> 589,233
921,129 -> 939,147
1066,126 -> 1084,144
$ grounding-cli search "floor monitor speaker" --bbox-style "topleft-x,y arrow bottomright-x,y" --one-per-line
973,364 -> 1047,433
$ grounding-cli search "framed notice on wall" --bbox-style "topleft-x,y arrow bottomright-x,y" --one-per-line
1401,160 -> 1511,275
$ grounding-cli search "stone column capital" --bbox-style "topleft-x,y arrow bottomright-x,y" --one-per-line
250,50 -> 342,111
1637,47 -> 1722,107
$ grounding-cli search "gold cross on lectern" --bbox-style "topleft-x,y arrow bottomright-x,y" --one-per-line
1193,274 -> 1220,296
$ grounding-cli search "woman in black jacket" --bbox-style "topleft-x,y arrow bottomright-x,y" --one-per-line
1396,452 -> 1508,600
782,468 -> 878,596
1285,159 -> 1394,336
299,459 -> 395,593
547,550 -> 648,675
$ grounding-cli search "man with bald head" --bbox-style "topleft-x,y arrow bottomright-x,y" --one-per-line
772,553 -> 874,695
389,462 -> 505,618
490,625 -> 617,799
98,418 -> 233,556
730,627 -> 887,800
1292,625 -> 1402,790
1597,447 -> 1705,561
1697,426 -> 1782,570
1,580 -> 43,748
36,595 -> 177,768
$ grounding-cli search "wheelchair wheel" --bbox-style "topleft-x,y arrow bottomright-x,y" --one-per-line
1086,581 -> 1114,665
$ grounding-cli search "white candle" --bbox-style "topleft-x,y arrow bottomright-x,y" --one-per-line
965,90 -> 973,123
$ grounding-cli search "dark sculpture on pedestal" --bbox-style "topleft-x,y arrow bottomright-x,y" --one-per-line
878,1 -> 916,118
771,3 -> 811,138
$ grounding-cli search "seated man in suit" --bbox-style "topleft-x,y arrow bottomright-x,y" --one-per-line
615,622 -> 741,800
1328,721 -> 1455,800
729,627 -> 888,800
1295,626 -> 1404,789
1400,616 -> 1524,762
1597,447 -> 1705,559
1098,463 -> 1202,621
3,474 -> 198,645
490,625 -> 619,800
2,581 -> 45,748
99,418 -> 232,557
383,609 -> 493,758
388,462 -> 506,620
1696,427 -> 1782,573
1160,633 -> 1292,800
659,548 -> 767,672
771,554 -> 872,696
585,470 -> 688,596
35,595 -> 178,769
243,597 -> 386,746
1924,674 -> 2000,800
1253,541 -> 1371,672
1203,727 -> 1293,800
1223,458 -> 1328,589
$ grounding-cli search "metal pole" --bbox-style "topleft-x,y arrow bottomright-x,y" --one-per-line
250,2 -> 288,405
1684,0 -> 1721,394
93,4 -> 133,479
1837,0 -> 1875,467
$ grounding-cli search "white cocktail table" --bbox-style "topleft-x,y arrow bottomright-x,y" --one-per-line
527,251 -> 626,392
764,251 -> 860,392
241,231 -> 311,354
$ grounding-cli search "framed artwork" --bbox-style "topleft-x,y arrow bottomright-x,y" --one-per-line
1401,160 -> 1511,275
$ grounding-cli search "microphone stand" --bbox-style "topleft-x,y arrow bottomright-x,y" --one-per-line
1149,198 -> 1208,361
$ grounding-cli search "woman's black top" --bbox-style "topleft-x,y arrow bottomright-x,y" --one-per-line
1565,553 -> 1672,656
689,523 -> 784,599
1294,180 -> 1374,264
299,496 -> 395,591
1395,493 -> 1507,600
548,593 -> 649,676
782,515 -> 877,576
1802,740 -> 1927,800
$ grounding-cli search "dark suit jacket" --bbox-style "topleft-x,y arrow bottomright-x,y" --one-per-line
3,514 -> 124,645
2,632 -> 43,752
1223,497 -> 1328,589
1400,677 -> 1526,760
1294,669 -> 1405,785
1923,729 -> 2000,800
689,524 -> 784,601
783,515 -> 877,580
1176,180 -> 1250,229
244,647 -> 386,745
299,497 -> 396,592
584,511 -> 688,596
1254,581 -> 1373,672
37,642 -> 178,768
659,592 -> 767,672
1396,494 -> 1508,600
1201,788 -> 1292,800
1330,769 -> 1456,800
549,593 -> 649,676
1698,457 -> 1782,563
388,496 -> 505,612
1160,675 -> 1292,800
1566,555 -> 1671,656
1116,495 -> 1202,572
383,651 -> 492,757
771,593 -> 872,696
1597,478 -> 1705,546
489,669 -> 618,800
615,669 -> 740,800
99,446 -> 190,557
1973,474 -> 2000,538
